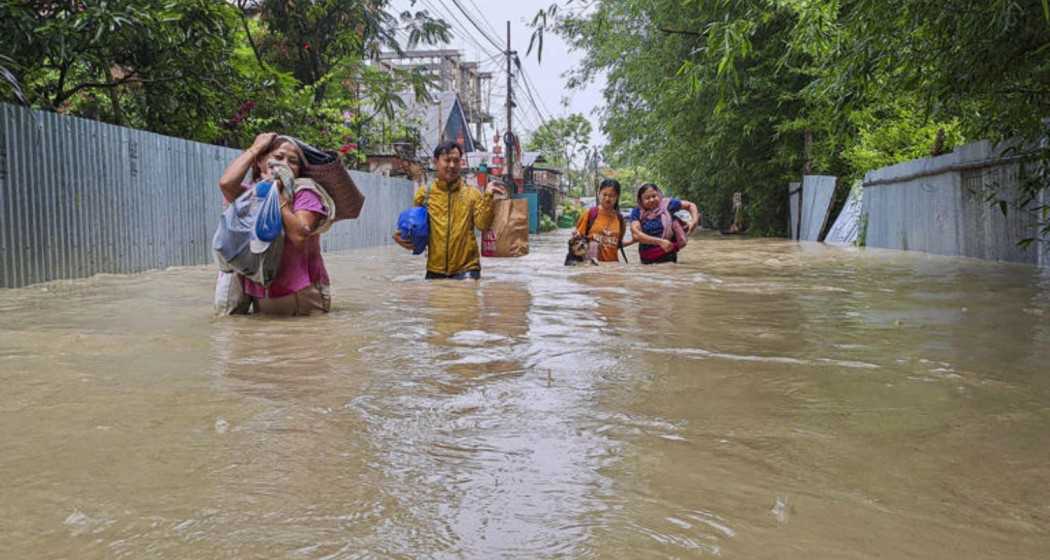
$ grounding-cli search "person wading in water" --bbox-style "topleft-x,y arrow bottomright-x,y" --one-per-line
393,142 -> 507,279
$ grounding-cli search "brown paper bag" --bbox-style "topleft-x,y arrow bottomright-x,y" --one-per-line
482,199 -> 529,257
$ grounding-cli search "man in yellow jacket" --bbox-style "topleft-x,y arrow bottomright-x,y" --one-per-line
394,141 -> 507,279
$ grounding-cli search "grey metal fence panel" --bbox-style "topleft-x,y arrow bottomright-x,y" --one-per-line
861,140 -> 1045,267
0,103 -> 415,288
800,175 -> 836,241
825,181 -> 862,246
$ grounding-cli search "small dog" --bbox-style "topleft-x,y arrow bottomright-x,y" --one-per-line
564,233 -> 599,266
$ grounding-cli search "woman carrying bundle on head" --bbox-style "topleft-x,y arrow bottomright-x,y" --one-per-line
216,132 -> 336,315
628,183 -> 700,265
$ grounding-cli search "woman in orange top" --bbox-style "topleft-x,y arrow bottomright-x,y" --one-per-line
575,178 -> 636,262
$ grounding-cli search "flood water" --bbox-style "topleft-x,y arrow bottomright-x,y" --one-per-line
2,231 -> 1049,559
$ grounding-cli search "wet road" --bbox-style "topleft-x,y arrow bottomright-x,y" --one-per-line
2,231 -> 1049,558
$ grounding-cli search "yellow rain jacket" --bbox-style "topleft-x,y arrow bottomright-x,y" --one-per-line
414,178 -> 495,276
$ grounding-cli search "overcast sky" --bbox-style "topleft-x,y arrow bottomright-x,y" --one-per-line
389,0 -> 607,147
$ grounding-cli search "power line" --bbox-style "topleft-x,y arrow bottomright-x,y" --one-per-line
511,87 -> 544,131
447,0 -> 504,53
514,59 -> 554,124
465,0 -> 502,43
513,73 -> 550,131
514,113 -> 537,136
420,0 -> 501,60
518,62 -> 556,121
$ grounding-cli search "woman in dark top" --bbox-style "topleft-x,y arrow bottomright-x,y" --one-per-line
628,183 -> 700,264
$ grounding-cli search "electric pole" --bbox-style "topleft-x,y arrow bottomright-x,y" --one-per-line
591,147 -> 599,198
504,20 -> 515,189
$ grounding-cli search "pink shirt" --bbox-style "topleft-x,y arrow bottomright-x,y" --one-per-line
242,185 -> 330,298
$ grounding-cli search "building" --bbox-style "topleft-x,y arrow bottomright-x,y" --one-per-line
364,91 -> 480,179
366,50 -> 496,180
376,50 -> 493,146
522,152 -> 565,219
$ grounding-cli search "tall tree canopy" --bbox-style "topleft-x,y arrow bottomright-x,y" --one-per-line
0,0 -> 451,158
526,113 -> 593,194
530,0 -> 1050,234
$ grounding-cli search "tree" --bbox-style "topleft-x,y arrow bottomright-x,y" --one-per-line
252,0 -> 449,104
0,1 -> 246,140
0,1 -> 457,161
526,113 -> 593,195
527,0 -> 1049,235
213,1 -> 452,160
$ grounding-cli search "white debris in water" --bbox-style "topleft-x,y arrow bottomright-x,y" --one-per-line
214,417 -> 229,434
687,510 -> 737,538
64,510 -> 113,536
771,496 -> 789,524
448,330 -> 510,346
667,516 -> 693,529
689,272 -> 724,285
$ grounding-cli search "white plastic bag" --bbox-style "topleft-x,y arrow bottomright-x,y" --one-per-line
214,271 -> 251,315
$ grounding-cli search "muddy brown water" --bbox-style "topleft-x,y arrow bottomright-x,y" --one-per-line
2,231 -> 1049,558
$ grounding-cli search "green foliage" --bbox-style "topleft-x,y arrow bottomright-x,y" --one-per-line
842,103 -> 964,181
530,0 -> 1050,236
1,0 -> 245,141
0,1 -> 450,156
526,113 -> 591,168
526,113 -> 594,195
557,200 -> 582,228
539,214 -> 557,232
605,164 -> 654,205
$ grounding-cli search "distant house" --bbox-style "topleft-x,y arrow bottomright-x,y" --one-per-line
522,152 -> 565,219
365,91 -> 480,179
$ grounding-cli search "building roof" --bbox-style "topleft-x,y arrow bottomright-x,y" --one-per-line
521,151 -> 545,168
398,91 -> 476,161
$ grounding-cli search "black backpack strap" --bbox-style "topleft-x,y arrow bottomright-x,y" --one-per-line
617,213 -> 629,263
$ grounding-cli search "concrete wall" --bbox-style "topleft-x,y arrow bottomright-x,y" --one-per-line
861,140 -> 1049,267
0,104 -> 415,288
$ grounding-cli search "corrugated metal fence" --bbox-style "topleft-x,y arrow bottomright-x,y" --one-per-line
861,140 -> 1049,268
0,103 -> 415,288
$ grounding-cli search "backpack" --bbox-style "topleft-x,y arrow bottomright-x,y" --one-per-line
584,207 -> 629,263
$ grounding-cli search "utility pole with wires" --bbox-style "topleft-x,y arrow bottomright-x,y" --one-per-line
504,20 -> 515,189
590,147 -> 600,199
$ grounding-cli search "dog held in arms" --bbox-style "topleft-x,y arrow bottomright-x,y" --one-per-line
564,232 -> 599,266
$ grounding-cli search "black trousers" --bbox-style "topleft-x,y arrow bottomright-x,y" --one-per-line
425,269 -> 482,280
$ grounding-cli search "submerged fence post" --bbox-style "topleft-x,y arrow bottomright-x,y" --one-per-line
788,182 -> 801,240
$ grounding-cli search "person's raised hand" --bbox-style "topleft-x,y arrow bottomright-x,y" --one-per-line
485,182 -> 507,197
393,231 -> 415,251
249,132 -> 277,154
